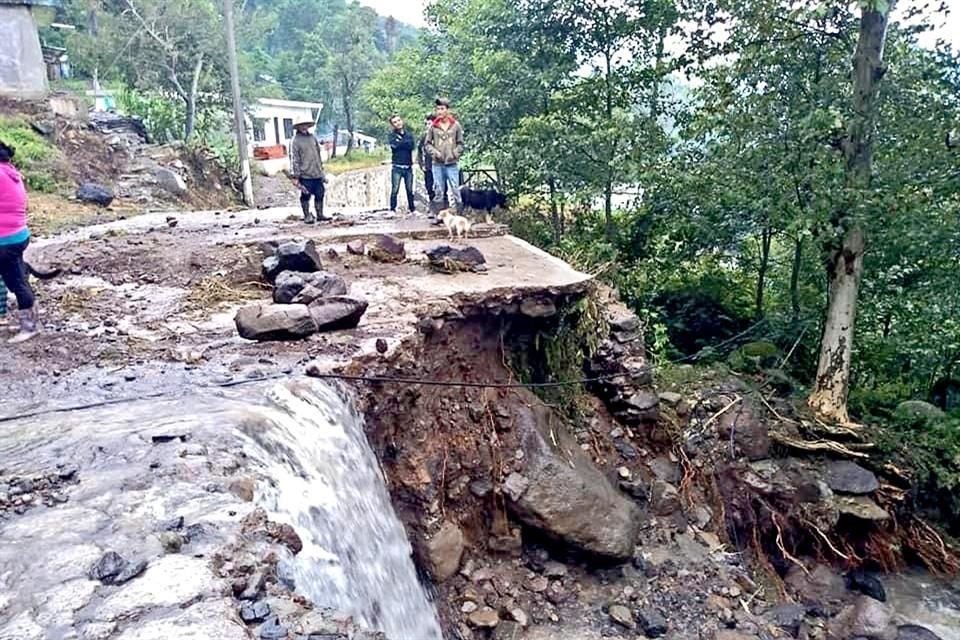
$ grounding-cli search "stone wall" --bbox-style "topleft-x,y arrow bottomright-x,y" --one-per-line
0,5 -> 48,98
325,165 -> 392,211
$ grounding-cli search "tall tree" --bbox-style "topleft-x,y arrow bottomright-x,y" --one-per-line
808,0 -> 893,422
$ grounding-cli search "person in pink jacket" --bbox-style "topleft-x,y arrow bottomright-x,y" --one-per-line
0,140 -> 38,343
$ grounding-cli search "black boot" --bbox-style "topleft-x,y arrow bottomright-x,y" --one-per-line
302,201 -> 316,224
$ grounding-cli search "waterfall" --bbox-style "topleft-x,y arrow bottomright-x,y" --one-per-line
237,380 -> 444,640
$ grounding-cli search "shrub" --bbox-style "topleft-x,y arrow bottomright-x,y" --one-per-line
0,117 -> 67,193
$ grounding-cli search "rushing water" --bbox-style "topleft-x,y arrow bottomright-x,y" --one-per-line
237,381 -> 444,639
0,378 -> 442,639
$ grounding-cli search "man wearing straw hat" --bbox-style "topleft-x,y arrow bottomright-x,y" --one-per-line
289,118 -> 329,224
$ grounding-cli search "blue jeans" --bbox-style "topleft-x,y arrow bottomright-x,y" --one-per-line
390,165 -> 415,211
431,163 -> 461,213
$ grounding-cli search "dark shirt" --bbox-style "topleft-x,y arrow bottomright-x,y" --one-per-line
389,129 -> 415,166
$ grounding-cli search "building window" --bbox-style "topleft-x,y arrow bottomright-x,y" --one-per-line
283,118 -> 294,140
253,119 -> 266,142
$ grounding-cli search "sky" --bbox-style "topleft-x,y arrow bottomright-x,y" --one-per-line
358,0 -> 957,48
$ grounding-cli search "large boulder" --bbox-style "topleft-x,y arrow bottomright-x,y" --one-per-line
262,240 -> 324,282
77,183 -> 115,207
825,461 -> 879,495
503,401 -> 643,560
153,166 -> 189,196
895,401 -> 946,421
425,245 -> 487,273
827,596 -> 895,640
424,521 -> 464,582
273,271 -> 348,305
368,235 -> 406,263
235,303 -> 317,341
308,297 -> 368,332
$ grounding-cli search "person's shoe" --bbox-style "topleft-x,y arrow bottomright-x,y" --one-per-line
8,307 -> 38,344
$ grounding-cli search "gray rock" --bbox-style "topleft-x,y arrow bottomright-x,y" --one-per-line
503,473 -> 530,501
896,626 -> 942,640
346,240 -> 366,256
77,183 -> 115,207
786,563 -> 847,616
307,296 -> 368,332
625,390 -> 659,412
639,609 -> 668,638
112,559 -> 147,585
520,298 -> 557,318
896,400 -> 946,421
240,601 -> 271,624
470,479 -> 494,498
263,240 -> 324,282
609,604 -> 635,630
425,521 -> 464,582
235,303 -> 317,341
659,392 -> 684,406
273,271 -> 348,304
504,402 -> 643,560
153,166 -> 188,196
649,480 -> 681,517
543,561 -> 568,578
368,235 -> 406,263
159,531 -> 184,553
768,603 -> 805,635
89,551 -> 126,583
468,608 -> 500,628
826,461 -> 880,495
834,496 -> 889,521
827,596 -> 894,640
259,616 -> 288,639
426,245 -> 487,273
493,620 -> 523,640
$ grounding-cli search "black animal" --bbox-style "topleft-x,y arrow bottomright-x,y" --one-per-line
459,187 -> 507,215
844,569 -> 886,602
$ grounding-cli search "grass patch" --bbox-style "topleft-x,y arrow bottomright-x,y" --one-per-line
0,117 -> 69,193
325,149 -> 389,175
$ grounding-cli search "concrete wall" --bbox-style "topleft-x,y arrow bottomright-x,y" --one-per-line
326,165 -> 391,211
0,6 -> 48,98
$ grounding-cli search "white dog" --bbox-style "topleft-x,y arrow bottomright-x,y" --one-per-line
437,209 -> 472,240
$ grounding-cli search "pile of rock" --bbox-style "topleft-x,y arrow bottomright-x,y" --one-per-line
235,239 -> 368,341
587,294 -> 659,426
425,245 -> 488,274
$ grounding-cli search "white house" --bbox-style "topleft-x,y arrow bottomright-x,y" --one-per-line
248,98 -> 324,154
0,0 -> 61,97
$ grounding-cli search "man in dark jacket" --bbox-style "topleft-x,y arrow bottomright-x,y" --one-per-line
424,97 -> 464,217
388,115 -> 416,213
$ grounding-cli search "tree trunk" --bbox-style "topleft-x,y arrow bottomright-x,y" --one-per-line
331,124 -> 339,159
790,235 -> 803,324
808,5 -> 891,423
603,48 -> 616,241
755,224 -> 773,319
183,55 -> 204,141
548,177 -> 561,243
342,79 -> 354,157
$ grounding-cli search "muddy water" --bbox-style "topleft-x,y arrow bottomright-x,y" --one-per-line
0,379 -> 441,639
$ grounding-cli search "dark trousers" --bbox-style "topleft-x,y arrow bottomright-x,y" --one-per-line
0,239 -> 35,311
299,177 -> 325,217
390,165 -> 415,211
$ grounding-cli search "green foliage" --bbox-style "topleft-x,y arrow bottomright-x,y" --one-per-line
0,118 -> 66,193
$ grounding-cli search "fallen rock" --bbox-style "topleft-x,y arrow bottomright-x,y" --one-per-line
425,245 -> 487,273
426,521 -> 465,582
638,609 -> 668,638
368,235 -> 406,263
240,601 -> 271,624
826,461 -> 880,495
468,608 -> 500,628
786,563 -> 848,616
834,495 -> 889,521
159,531 -> 185,553
77,183 -> 115,207
649,480 -> 681,517
259,616 -> 288,639
493,620 -> 523,640
718,401 -> 771,461
153,166 -> 188,196
505,402 -> 642,560
767,603 -> 805,635
896,625 -> 943,640
235,303 -> 317,341
659,391 -> 684,406
88,551 -> 127,583
827,596 -> 894,640
347,240 -> 366,256
262,240 -> 324,282
273,270 -> 348,304
609,604 -> 635,630
112,559 -> 147,585
308,296 -> 368,332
